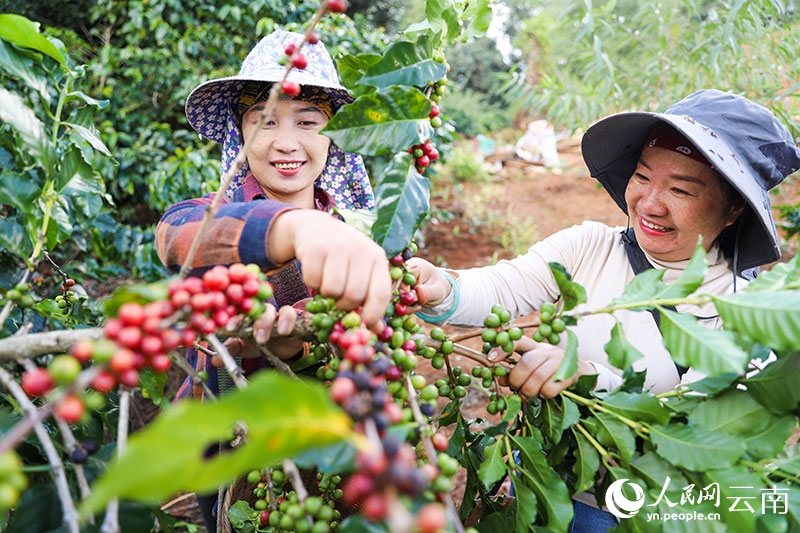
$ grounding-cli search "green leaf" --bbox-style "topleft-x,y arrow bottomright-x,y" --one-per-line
649,423 -> 745,470
703,467 -> 764,532
660,308 -> 748,376
688,390 -> 771,436
477,437 -> 507,489
81,373 -> 354,514
742,415 -> 796,460
292,440 -> 356,474
514,479 -> 539,531
571,428 -> 599,494
594,411 -> 636,463
340,515 -> 388,533
139,368 -> 168,407
511,435 -> 574,531
335,207 -> 376,237
0,38 -> 49,102
0,88 -> 55,170
0,173 -> 40,215
540,398 -> 564,443
337,53 -> 382,88
63,121 -> 112,157
547,262 -> 587,311
773,444 -> 800,475
103,280 -> 170,316
65,91 -> 110,109
604,320 -> 644,371
713,290 -> 800,351
57,144 -> 104,197
356,41 -> 447,89
631,450 -> 688,491
370,153 -> 430,256
501,393 -> 522,425
659,241 -> 707,299
602,390 -> 670,425
553,329 -> 578,381
0,14 -> 66,66
741,354 -> 800,414
463,0 -> 494,39
0,217 -> 32,258
743,253 -> 800,292
323,86 -> 434,156
684,372 -> 738,395
610,269 -> 666,310
228,500 -> 256,533
43,200 -> 73,249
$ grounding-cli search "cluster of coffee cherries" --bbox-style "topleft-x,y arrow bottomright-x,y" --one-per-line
53,277 -> 87,314
407,141 -> 439,174
20,263 -> 274,423
427,76 -> 447,129
0,451 -> 27,512
532,302 -> 565,345
479,305 -> 523,354
243,468 -> 342,532
2,280 -> 35,309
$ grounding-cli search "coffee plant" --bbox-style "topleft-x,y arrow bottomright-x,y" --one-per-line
1,1 -> 800,533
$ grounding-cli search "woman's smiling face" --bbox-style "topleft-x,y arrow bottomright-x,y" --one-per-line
241,98 -> 331,208
624,146 -> 743,262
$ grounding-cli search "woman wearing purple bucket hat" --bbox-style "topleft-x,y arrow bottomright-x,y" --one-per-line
408,90 -> 800,531
155,30 -> 392,529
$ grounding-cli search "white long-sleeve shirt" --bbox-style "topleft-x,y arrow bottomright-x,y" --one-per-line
424,221 -> 746,394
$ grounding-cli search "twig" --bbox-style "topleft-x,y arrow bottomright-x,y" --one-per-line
257,345 -> 299,379
100,388 -> 130,533
0,366 -> 100,455
54,418 -> 94,523
169,352 -> 217,400
447,319 -> 541,343
177,2 -> 330,279
422,337 -> 491,366
404,375 -> 465,533
44,251 -> 69,294
0,367 -> 80,533
282,459 -> 309,501
0,327 -> 104,359
205,334 -> 247,389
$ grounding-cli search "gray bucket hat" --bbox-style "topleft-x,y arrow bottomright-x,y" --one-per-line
581,89 -> 800,272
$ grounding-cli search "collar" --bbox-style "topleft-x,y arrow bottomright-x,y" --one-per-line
239,173 -> 334,212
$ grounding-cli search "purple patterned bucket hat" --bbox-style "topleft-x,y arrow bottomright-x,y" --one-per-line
185,30 -> 374,209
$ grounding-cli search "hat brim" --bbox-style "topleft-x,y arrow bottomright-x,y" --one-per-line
185,72 -> 353,143
581,112 -> 780,270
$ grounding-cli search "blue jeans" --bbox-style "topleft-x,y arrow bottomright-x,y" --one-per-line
570,500 -> 618,532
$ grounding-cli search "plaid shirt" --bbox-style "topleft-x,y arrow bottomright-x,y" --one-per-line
156,174 -> 332,275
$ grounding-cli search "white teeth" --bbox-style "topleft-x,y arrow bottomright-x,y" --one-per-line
274,162 -> 303,169
642,219 -> 671,231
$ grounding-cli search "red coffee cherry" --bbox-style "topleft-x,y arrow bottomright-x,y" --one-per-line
308,31 -> 320,45
161,329 -> 181,351
291,54 -> 308,69
118,302 -> 145,326
281,81 -> 301,97
70,340 -> 94,363
117,326 -> 142,350
65,278 -> 76,288
330,377 -> 356,404
110,348 -> 136,374
55,395 -> 85,423
21,368 -> 54,397
182,277 -> 204,295
343,473 -> 373,505
327,0 -> 347,13
103,318 -> 123,340
362,492 -> 388,521
140,335 -> 163,355
432,432 -> 449,451
429,104 -> 439,118
417,503 -> 448,533
118,368 -> 140,388
227,263 -> 249,284
91,370 -> 116,393
203,266 -> 230,292
284,43 -> 296,56
149,353 -> 172,373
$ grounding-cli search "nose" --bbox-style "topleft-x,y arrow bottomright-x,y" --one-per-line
271,122 -> 301,153
635,183 -> 668,217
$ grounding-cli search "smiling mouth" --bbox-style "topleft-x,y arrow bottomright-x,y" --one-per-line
640,217 -> 673,232
273,162 -> 304,170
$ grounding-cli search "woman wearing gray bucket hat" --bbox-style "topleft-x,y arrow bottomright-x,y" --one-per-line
407,90 -> 799,529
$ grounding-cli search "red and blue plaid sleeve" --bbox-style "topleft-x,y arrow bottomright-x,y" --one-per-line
155,192 -> 298,274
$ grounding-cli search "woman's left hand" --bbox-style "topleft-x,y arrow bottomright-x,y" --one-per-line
224,304 -> 305,360
494,336 -> 596,399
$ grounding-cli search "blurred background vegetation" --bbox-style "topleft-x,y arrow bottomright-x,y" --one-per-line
1,0 -> 798,284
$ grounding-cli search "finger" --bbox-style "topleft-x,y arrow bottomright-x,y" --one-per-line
254,304 -> 277,344
514,336 -> 538,353
336,251 -> 370,311
276,305 -> 298,336
361,256 -> 392,326
297,245 -> 325,291
318,251 -> 347,301
507,350 -> 547,391
224,337 -> 246,358
520,357 -> 561,399
225,314 -> 244,333
540,371 -> 578,399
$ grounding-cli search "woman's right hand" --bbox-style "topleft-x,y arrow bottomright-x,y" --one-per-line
406,258 -> 452,308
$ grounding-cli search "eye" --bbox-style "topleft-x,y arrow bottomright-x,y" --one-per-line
672,187 -> 691,196
634,173 -> 650,183
299,120 -> 320,127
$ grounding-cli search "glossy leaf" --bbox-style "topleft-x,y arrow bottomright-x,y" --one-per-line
356,41 -> 446,89
743,253 -> 800,292
463,0 -> 494,39
323,86 -> 433,156
713,290 -> 800,351
63,121 -> 112,157
703,467 -> 764,532
602,390 -> 670,425
65,91 -> 110,109
102,280 -> 170,316
594,412 -> 636,463
228,501 -> 256,533
425,0 -> 460,38
659,308 -> 748,376
684,372 -> 738,395
511,435 -> 573,531
688,390 -> 771,436
741,354 -> 800,414
547,262 -> 587,311
649,423 -> 745,470
0,218 -> 32,259
82,373 -> 354,513
340,515 -> 388,533
0,38 -> 48,101
742,415 -> 796,460
0,88 -> 55,171
335,207 -> 376,237
42,200 -> 73,249
631,450 -> 688,491
477,437 -> 507,489
0,173 -> 40,215
553,329 -> 578,381
370,153 -> 430,256
337,53 -> 382,88
0,14 -> 66,66
604,320 -> 644,370
514,479 -> 539,532
571,428 -> 599,495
